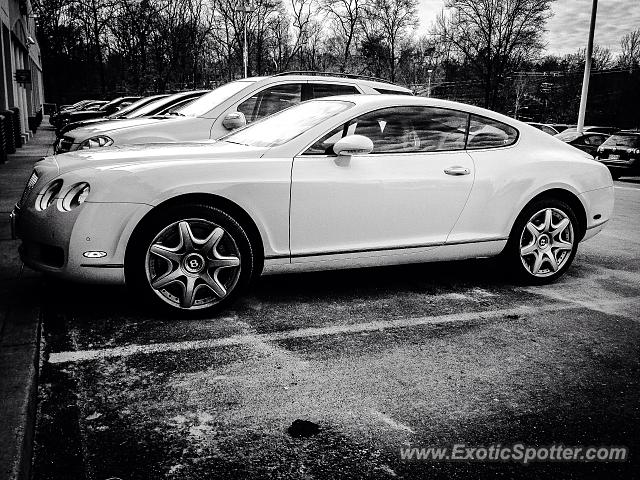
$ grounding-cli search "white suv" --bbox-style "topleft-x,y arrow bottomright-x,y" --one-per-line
56,72 -> 412,153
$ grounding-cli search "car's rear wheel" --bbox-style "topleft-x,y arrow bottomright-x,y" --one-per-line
506,199 -> 579,284
127,204 -> 254,314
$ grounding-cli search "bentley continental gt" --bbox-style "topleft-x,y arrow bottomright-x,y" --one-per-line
12,95 -> 614,314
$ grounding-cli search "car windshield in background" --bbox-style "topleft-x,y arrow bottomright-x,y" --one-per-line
130,95 -> 187,118
555,130 -> 581,142
178,81 -> 255,117
115,96 -> 164,117
223,100 -> 353,148
602,133 -> 640,148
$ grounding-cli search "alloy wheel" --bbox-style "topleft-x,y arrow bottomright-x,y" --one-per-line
519,207 -> 575,278
145,218 -> 241,309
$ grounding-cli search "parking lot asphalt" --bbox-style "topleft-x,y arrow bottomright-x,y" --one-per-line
34,181 -> 640,480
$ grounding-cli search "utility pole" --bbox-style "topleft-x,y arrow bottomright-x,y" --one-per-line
577,0 -> 598,134
236,0 -> 255,78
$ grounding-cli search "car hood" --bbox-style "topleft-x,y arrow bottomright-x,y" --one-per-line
67,116 -> 188,138
53,141 -> 269,174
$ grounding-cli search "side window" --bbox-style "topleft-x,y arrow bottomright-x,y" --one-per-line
302,106 -> 468,155
237,83 -> 302,123
586,135 -> 605,146
310,83 -> 360,99
467,115 -> 518,149
351,106 -> 468,153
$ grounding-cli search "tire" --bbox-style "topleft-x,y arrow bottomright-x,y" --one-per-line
126,203 -> 254,315
504,198 -> 579,285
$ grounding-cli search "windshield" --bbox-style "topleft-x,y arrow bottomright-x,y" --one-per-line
223,100 -> 353,148
115,95 -> 166,118
602,133 -> 640,148
99,98 -> 122,111
178,80 -> 255,117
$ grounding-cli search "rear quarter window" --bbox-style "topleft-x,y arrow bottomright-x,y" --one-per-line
466,115 -> 518,149
373,87 -> 413,95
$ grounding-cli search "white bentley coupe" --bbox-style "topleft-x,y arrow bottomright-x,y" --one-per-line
12,95 -> 614,314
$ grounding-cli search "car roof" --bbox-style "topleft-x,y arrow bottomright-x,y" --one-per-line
255,71 -> 411,93
309,94 -> 523,124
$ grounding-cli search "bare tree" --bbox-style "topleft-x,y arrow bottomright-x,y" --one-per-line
323,0 -> 364,72
363,0 -> 417,82
619,29 -> 640,70
435,0 -> 552,109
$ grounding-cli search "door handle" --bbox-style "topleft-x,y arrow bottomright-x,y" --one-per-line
444,166 -> 471,176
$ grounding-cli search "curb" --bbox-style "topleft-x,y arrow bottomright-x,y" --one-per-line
0,300 -> 41,480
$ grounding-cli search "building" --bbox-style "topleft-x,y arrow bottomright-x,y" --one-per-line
0,0 -> 43,142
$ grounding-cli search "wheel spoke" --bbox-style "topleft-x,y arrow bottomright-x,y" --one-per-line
553,239 -> 573,251
201,271 -> 227,298
542,209 -> 553,233
178,221 -> 196,251
526,222 -> 540,239
545,250 -> 559,272
151,268 -> 182,289
551,218 -> 570,238
201,227 -> 224,254
520,242 -> 537,256
180,276 -> 198,308
209,256 -> 240,269
149,244 -> 182,263
531,251 -> 545,274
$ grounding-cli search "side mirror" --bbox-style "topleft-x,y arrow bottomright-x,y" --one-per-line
333,134 -> 373,156
222,111 -> 247,130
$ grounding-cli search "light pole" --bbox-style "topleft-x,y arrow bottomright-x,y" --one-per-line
236,0 -> 255,78
577,0 -> 598,134
427,69 -> 433,97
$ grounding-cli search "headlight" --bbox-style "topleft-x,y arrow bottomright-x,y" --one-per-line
633,148 -> 640,156
78,135 -> 113,149
58,182 -> 90,211
36,180 -> 63,211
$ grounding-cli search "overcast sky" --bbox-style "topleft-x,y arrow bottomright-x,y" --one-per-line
416,0 -> 640,55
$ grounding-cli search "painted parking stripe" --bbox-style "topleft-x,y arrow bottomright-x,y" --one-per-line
49,301 -> 596,364
615,185 -> 640,191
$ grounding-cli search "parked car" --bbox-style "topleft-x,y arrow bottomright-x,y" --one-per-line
57,90 -> 209,139
595,130 -> 640,179
548,124 -> 572,133
12,95 -> 613,314
560,125 -> 619,136
57,94 -> 170,138
527,122 -> 560,135
554,130 -> 609,157
54,72 -> 412,153
50,100 -> 106,127
55,96 -> 141,133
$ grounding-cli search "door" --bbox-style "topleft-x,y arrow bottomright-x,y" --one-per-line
290,105 -> 475,259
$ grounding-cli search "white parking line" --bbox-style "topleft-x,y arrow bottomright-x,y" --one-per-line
615,185 -> 640,191
49,302 -> 591,364
370,410 -> 416,434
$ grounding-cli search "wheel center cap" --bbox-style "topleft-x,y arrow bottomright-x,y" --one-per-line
538,235 -> 550,249
183,253 -> 205,274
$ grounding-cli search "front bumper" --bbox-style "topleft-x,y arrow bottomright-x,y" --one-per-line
12,201 -> 152,284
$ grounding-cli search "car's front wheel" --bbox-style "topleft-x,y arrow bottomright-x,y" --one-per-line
127,204 -> 254,314
505,199 -> 579,284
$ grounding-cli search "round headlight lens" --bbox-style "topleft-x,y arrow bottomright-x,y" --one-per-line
79,135 -> 113,149
59,182 -> 90,211
36,180 -> 63,211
